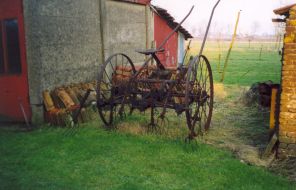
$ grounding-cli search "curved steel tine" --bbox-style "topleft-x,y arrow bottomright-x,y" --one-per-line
199,0 -> 221,56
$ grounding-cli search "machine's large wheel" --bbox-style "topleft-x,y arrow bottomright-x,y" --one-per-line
185,55 -> 214,139
97,53 -> 136,126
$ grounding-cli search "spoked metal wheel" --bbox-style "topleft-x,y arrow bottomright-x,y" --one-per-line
149,107 -> 170,134
185,55 -> 214,139
97,53 -> 136,126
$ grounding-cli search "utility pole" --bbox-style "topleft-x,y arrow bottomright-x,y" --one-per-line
220,10 -> 241,82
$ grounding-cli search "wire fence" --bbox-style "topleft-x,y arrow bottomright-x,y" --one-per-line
188,41 -> 282,86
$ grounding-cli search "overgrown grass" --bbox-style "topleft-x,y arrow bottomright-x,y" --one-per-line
0,124 -> 295,190
188,41 -> 282,86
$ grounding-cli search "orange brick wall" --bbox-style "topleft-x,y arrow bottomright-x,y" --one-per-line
279,6 -> 296,157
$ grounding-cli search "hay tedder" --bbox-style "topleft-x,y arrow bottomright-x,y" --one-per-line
96,1 -> 221,139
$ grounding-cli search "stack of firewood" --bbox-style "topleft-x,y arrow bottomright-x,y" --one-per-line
43,82 -> 97,126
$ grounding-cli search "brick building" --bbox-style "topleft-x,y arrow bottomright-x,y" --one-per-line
274,4 -> 296,157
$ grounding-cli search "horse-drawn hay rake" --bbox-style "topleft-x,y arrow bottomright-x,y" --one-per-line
96,1 -> 221,139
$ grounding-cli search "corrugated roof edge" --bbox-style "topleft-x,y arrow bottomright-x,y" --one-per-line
274,3 -> 296,16
151,5 -> 193,40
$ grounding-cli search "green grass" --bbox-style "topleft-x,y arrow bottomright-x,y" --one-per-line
0,125 -> 295,190
188,41 -> 282,86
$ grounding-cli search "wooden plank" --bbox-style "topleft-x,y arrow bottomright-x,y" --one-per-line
263,133 -> 278,158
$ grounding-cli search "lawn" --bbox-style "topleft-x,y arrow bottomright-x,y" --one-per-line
188,41 -> 282,86
0,124 -> 295,190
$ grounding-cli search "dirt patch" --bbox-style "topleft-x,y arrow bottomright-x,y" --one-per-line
117,122 -> 146,135
271,158 -> 296,181
204,85 -> 296,181
204,90 -> 273,167
214,83 -> 227,100
204,124 -> 274,167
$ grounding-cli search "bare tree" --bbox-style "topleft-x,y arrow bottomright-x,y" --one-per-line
248,21 -> 261,47
251,21 -> 260,35
247,33 -> 253,48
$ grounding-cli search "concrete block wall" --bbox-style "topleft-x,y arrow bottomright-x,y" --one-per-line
23,0 -> 103,123
103,0 -> 153,65
279,5 -> 296,157
22,0 -> 153,123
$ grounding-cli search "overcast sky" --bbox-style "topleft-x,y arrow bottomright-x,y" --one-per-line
151,0 -> 295,36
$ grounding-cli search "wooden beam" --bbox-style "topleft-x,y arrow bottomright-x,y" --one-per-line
272,18 -> 286,23
263,133 -> 278,159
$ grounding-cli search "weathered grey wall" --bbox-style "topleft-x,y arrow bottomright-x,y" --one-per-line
23,0 -> 103,122
103,0 -> 153,64
22,0 -> 152,123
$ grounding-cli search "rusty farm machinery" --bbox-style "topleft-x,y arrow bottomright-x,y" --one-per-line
96,1 -> 221,139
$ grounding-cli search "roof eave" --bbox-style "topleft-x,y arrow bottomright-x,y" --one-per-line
115,0 -> 151,5
151,5 -> 193,39
274,4 -> 296,16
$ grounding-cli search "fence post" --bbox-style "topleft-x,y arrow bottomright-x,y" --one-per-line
259,44 -> 263,60
220,11 -> 241,82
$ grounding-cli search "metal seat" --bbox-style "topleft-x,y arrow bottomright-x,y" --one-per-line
135,48 -> 165,55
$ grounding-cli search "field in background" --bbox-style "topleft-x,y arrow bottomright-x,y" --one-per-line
188,41 -> 282,86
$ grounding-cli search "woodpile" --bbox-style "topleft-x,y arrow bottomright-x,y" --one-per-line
279,5 -> 296,158
42,82 -> 97,126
